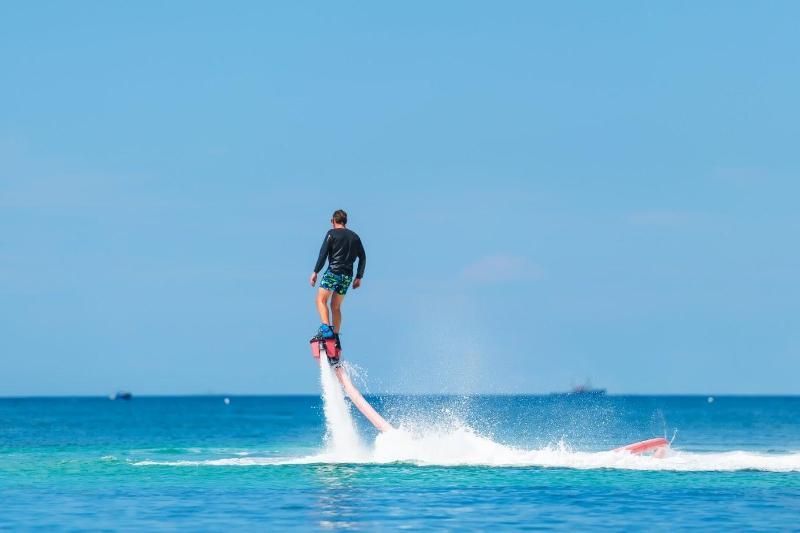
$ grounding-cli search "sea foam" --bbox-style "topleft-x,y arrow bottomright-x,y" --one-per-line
133,425 -> 800,472
134,366 -> 800,472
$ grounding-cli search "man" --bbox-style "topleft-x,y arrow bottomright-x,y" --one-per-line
310,209 -> 366,349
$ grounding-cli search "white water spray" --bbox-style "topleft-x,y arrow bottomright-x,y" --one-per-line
318,359 -> 365,460
135,426 -> 800,472
132,358 -> 800,473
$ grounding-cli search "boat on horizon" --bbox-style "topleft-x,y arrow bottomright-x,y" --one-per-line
550,381 -> 607,396
110,391 -> 133,400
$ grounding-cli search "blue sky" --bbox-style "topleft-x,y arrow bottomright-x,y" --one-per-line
2,2 -> 798,395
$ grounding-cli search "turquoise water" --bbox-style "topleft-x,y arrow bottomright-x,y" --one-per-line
2,394 -> 799,529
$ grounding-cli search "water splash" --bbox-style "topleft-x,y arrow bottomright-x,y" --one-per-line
130,366 -> 800,473
318,358 -> 366,461
134,423 -> 800,472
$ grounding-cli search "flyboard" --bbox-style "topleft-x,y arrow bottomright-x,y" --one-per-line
310,336 -> 394,432
310,337 -> 670,455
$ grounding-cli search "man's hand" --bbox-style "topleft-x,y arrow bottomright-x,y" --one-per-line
352,277 -> 361,289
310,272 -> 317,287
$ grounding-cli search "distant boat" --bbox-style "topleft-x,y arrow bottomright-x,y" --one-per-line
550,381 -> 606,396
568,384 -> 606,395
110,391 -> 133,400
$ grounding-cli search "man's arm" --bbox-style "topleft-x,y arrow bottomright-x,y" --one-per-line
355,238 -> 366,279
310,232 -> 331,286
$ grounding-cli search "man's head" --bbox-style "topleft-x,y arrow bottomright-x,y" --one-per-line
331,209 -> 348,227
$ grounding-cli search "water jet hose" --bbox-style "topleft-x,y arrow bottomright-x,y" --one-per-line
333,365 -> 394,432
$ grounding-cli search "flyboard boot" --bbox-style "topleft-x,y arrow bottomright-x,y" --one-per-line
310,324 -> 342,367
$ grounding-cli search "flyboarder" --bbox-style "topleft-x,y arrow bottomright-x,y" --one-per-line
309,209 -> 366,352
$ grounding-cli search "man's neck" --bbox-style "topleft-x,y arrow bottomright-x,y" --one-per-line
332,224 -> 346,230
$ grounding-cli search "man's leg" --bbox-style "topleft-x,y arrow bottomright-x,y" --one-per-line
331,293 -> 345,334
316,288 -> 332,326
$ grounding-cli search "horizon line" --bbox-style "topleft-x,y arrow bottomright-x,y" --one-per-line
1,392 -> 799,399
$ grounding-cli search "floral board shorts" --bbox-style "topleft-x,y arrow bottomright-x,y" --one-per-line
320,270 -> 353,295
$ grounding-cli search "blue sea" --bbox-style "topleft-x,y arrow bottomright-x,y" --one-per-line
2,379 -> 799,529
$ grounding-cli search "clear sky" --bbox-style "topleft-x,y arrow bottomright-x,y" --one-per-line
2,2 -> 798,396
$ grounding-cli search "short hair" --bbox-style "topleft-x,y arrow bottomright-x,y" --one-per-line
332,209 -> 348,225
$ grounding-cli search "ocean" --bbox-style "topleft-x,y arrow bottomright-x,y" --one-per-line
2,363 -> 799,530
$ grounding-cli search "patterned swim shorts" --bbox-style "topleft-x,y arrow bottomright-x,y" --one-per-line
320,269 -> 353,295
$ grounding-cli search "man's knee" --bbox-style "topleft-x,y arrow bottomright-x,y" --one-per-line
331,297 -> 343,311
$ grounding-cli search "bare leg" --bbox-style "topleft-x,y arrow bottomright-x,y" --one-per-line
330,293 -> 345,333
316,288 -> 332,325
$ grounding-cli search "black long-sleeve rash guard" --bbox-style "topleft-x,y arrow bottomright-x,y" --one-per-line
314,228 -> 366,279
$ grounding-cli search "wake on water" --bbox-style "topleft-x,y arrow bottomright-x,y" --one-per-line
134,360 -> 800,472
